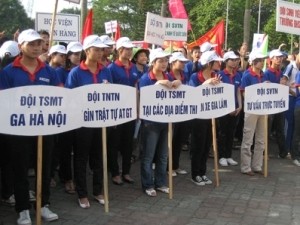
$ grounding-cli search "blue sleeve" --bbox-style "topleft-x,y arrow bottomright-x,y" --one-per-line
64,68 -> 78,89
189,73 -> 198,87
102,67 -> 113,83
241,73 -> 250,90
263,70 -> 270,82
48,67 -> 62,86
283,63 -> 293,78
0,69 -> 11,89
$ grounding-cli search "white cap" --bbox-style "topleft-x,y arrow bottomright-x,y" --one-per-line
200,50 -> 223,65
67,42 -> 83,53
269,49 -> 284,58
0,41 -> 20,59
83,35 -> 108,50
18,29 -> 42,45
116,37 -> 135,50
200,42 -> 217,53
99,35 -> 115,45
48,45 -> 67,56
149,48 -> 171,64
169,52 -> 189,63
223,51 -> 239,61
248,50 -> 268,63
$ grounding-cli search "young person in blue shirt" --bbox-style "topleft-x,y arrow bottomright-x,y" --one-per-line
107,37 -> 137,185
217,51 -> 242,167
263,49 -> 289,160
189,50 -> 222,186
240,51 -> 268,176
283,51 -> 299,159
184,45 -> 201,80
131,47 -> 149,79
0,29 -> 60,225
292,66 -> 300,166
139,48 -> 181,196
168,52 -> 189,176
99,35 -> 115,67
56,42 -> 83,194
65,35 -> 112,209
0,40 -> 20,207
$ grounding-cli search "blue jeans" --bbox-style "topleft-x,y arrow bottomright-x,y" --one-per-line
140,122 -> 168,190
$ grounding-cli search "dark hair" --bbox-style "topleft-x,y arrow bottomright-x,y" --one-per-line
65,50 -> 83,70
191,46 -> 200,53
0,54 -> 17,69
38,30 -> 50,37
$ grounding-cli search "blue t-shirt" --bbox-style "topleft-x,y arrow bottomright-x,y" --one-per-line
263,67 -> 283,83
108,59 -> 138,87
184,60 -> 202,81
0,56 -> 62,89
139,71 -> 172,89
65,61 -> 112,88
189,71 -> 215,87
240,68 -> 264,90
56,67 -> 70,85
169,71 -> 188,85
219,69 -> 242,108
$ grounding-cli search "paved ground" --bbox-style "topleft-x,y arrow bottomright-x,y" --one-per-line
1,140 -> 300,225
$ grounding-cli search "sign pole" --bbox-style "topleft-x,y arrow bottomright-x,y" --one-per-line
263,115 -> 268,177
102,127 -> 109,212
211,118 -> 220,187
36,136 -> 43,225
168,122 -> 173,199
49,0 -> 59,46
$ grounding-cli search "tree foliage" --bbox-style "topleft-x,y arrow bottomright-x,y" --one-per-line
0,0 -> 33,38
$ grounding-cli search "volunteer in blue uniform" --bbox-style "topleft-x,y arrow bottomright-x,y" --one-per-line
107,37 -> 137,185
0,40 -> 20,207
99,35 -> 115,67
189,50 -> 222,186
168,52 -> 189,176
292,65 -> 300,165
0,29 -> 60,225
217,51 -> 242,167
56,42 -> 83,194
263,49 -> 288,159
131,47 -> 149,79
65,35 -> 112,209
139,48 -> 181,197
240,51 -> 268,176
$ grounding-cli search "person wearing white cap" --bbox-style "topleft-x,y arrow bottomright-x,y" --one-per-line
139,48 -> 181,197
240,50 -> 268,176
99,35 -> 115,67
107,37 -> 137,186
48,44 -> 67,69
168,52 -> 189,176
217,51 -> 242,167
0,29 -> 61,225
0,40 -> 20,69
54,41 -> 83,195
65,35 -> 112,209
189,50 -> 222,186
264,49 -> 289,161
200,41 -> 217,53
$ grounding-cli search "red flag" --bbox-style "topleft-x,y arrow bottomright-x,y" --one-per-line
114,23 -> 121,41
81,9 -> 93,42
168,0 -> 192,30
187,20 -> 224,55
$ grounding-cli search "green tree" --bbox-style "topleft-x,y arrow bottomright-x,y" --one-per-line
0,0 -> 33,38
60,7 -> 81,15
93,0 -> 160,40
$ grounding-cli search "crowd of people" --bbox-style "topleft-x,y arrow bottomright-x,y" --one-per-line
0,28 -> 299,225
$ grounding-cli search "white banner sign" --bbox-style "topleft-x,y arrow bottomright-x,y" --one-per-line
35,12 -> 80,42
244,83 -> 289,115
165,18 -> 188,41
0,84 -> 137,136
139,83 -> 235,122
104,20 -> 118,34
144,12 -> 165,46
0,86 -> 79,136
276,0 -> 300,35
75,84 -> 137,127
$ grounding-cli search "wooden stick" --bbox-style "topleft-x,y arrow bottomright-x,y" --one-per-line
49,0 -> 59,46
264,115 -> 268,177
211,118 -> 220,187
102,127 -> 109,212
36,136 -> 43,225
168,122 -> 173,199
